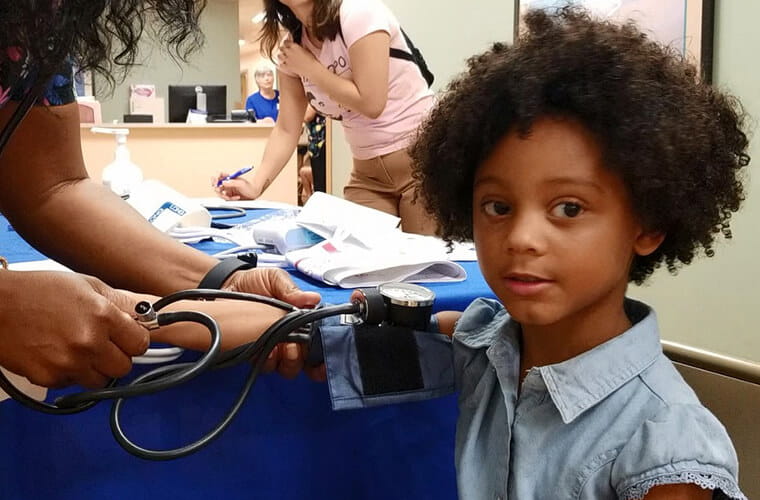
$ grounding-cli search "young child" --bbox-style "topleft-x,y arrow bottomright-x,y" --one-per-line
405,7 -> 750,500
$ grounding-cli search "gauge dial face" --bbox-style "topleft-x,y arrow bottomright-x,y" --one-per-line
378,283 -> 435,306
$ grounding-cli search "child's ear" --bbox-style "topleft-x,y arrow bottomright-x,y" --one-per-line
633,231 -> 665,256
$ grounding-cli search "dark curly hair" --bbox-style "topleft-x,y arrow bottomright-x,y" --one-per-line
409,7 -> 750,284
0,0 -> 207,88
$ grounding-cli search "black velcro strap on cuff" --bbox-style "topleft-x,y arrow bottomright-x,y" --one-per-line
197,256 -> 257,289
354,324 -> 424,396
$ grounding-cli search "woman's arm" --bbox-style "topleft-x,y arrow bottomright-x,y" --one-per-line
0,102 -> 322,385
0,102 -> 217,294
134,295 -> 287,352
279,31 -> 391,119
216,73 -> 308,200
143,289 -> 319,380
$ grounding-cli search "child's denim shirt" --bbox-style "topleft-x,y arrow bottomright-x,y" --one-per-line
453,298 -> 745,500
319,298 -> 745,499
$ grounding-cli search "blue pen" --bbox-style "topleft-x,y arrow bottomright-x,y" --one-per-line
217,165 -> 254,187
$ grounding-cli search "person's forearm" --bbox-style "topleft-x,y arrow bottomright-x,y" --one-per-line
10,178 -> 217,295
0,103 -> 218,295
435,311 -> 462,337
251,123 -> 302,194
297,32 -> 390,119
306,63 -> 386,118
151,298 -> 287,351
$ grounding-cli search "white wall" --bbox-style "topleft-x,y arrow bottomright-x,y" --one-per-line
96,0 -> 241,122
630,0 -> 760,362
329,0 -> 516,196
329,0 -> 760,362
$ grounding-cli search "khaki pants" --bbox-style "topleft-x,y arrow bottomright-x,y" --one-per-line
344,148 -> 437,235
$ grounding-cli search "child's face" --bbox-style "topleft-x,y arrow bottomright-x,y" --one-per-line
472,117 -> 662,330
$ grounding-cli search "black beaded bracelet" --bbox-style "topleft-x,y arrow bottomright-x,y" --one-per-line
197,255 -> 258,290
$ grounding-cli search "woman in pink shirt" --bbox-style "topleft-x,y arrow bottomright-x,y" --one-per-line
214,0 -> 436,235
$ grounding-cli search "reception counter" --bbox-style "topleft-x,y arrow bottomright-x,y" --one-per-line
79,122 -> 297,203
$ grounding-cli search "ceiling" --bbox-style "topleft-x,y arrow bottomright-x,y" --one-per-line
238,0 -> 265,56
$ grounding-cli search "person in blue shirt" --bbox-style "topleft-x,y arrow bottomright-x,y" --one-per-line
245,63 -> 279,122
317,6 -> 750,499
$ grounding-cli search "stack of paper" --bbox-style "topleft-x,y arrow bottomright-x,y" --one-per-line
188,193 -> 472,284
285,238 -> 466,288
286,193 -> 467,287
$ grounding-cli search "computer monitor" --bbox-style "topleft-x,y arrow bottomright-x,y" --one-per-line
168,84 -> 227,123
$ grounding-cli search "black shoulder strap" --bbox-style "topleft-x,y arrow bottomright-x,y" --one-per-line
390,28 -> 416,62
304,20 -> 434,87
393,27 -> 435,87
0,77 -> 50,162
389,47 -> 415,63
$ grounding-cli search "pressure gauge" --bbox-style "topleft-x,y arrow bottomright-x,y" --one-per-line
377,282 -> 435,330
378,283 -> 435,307
310,283 -> 438,367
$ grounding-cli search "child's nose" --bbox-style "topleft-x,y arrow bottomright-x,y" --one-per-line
503,212 -> 545,255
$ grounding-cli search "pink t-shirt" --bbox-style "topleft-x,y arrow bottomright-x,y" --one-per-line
281,0 -> 434,160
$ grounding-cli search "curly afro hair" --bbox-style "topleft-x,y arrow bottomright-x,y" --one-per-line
409,7 -> 750,284
0,1 -> 207,89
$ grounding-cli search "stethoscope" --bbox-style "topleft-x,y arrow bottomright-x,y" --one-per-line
0,73 -> 439,462
0,289 -> 359,460
0,283 -> 436,461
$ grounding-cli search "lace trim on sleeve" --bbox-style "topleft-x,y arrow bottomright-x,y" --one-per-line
620,471 -> 746,500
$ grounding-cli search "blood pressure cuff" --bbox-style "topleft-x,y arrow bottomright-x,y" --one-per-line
317,315 -> 455,410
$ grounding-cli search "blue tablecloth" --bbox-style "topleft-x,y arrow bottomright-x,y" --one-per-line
0,211 -> 495,500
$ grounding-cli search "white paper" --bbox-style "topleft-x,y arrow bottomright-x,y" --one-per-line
0,368 -> 47,403
7,260 -> 72,272
196,198 -> 300,211
169,221 -> 265,247
446,241 -> 478,261
127,180 -> 212,232
296,192 -> 400,248
389,233 -> 478,262
286,238 -> 467,288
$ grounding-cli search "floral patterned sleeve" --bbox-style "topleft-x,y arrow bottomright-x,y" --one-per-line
0,46 -> 75,109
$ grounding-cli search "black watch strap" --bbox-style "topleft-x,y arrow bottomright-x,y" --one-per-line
198,255 -> 257,289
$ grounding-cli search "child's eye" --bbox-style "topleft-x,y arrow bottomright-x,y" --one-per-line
551,202 -> 583,218
482,201 -> 511,216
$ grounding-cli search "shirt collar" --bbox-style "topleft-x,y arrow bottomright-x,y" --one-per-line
537,299 -> 662,423
455,298 -> 664,425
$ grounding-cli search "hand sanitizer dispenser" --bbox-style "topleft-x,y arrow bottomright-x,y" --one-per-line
92,126 -> 144,197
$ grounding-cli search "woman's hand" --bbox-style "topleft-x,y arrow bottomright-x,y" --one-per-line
224,268 -> 323,380
212,172 -> 264,201
101,267 -> 323,380
278,40 -> 320,79
0,271 -> 150,389
223,268 -> 321,309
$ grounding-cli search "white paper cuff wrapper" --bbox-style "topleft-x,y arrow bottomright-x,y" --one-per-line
127,179 -> 212,232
